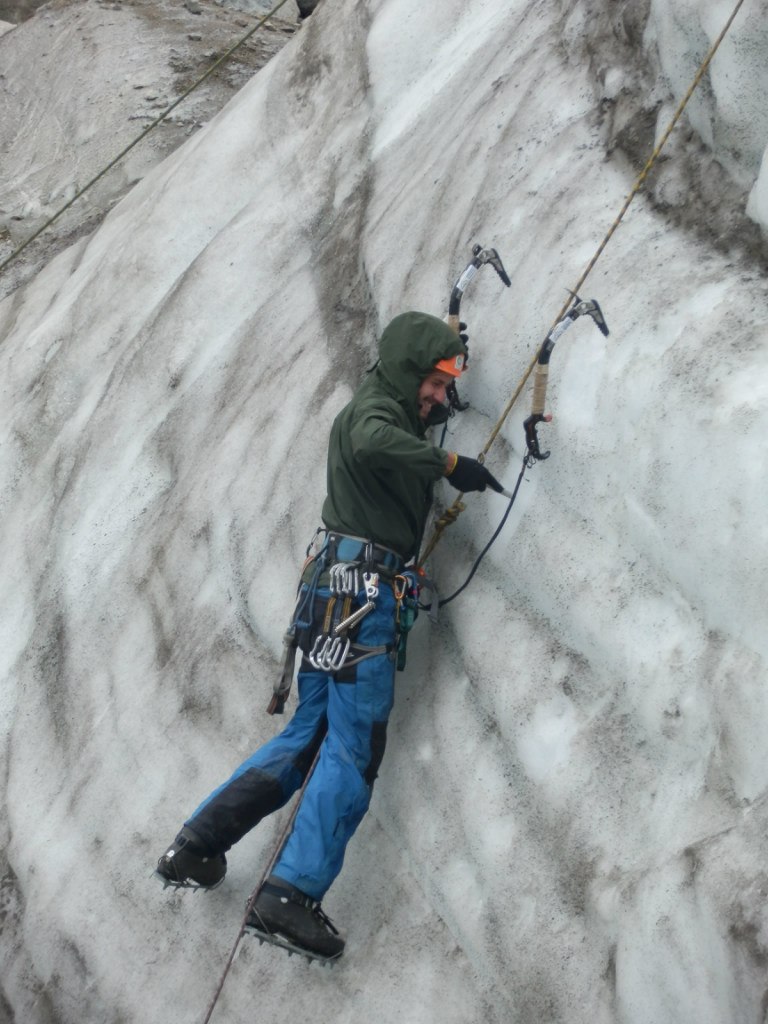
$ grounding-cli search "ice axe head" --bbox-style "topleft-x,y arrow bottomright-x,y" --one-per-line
472,244 -> 512,288
443,243 -> 512,414
447,243 -> 511,333
569,295 -> 610,337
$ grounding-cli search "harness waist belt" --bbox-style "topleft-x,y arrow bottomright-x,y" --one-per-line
325,532 -> 405,573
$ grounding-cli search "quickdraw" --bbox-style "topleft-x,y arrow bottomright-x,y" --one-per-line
393,570 -> 421,671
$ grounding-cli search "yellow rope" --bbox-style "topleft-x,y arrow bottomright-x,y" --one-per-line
420,0 -> 747,566
0,0 -> 293,280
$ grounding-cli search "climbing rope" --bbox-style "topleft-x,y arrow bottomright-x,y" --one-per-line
420,0 -> 748,567
0,0 -> 293,281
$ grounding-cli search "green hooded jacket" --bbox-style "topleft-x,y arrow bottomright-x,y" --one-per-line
321,310 -> 468,562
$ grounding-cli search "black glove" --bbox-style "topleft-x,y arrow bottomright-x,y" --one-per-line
447,455 -> 503,493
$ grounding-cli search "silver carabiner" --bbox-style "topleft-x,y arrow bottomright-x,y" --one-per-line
308,632 -> 351,672
308,633 -> 327,670
324,635 -> 351,671
330,562 -> 359,595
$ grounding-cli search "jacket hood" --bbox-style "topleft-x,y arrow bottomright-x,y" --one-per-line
376,311 -> 468,412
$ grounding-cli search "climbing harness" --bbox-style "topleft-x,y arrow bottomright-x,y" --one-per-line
267,530 -> 400,714
267,528 -> 326,715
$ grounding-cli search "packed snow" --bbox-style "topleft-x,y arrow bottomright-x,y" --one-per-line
1,0 -> 767,1022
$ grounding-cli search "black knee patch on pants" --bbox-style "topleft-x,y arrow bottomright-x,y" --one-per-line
190,717 -> 328,852
190,768 -> 285,851
364,720 -> 388,788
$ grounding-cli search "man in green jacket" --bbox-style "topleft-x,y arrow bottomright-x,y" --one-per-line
156,311 -> 502,959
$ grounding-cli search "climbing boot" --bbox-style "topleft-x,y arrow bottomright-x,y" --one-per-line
247,874 -> 345,958
155,826 -> 227,890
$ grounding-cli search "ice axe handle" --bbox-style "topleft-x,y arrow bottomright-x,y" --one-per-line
530,363 -> 549,417
524,331 -> 558,462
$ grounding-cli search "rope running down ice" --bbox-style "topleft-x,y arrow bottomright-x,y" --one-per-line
200,742 -> 324,1024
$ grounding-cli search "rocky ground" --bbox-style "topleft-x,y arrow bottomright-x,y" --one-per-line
0,0 -> 49,21
0,0 -> 304,299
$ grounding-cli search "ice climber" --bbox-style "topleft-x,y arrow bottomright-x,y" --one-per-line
156,310 -> 504,959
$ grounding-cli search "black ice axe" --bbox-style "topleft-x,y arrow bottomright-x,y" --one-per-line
523,295 -> 610,463
445,244 -> 511,413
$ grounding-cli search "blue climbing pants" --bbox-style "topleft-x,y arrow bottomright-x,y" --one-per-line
185,583 -> 397,900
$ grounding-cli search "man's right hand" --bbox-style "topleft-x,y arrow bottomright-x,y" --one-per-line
445,454 -> 503,493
